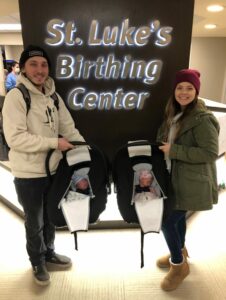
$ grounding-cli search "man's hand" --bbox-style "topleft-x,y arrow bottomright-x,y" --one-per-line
58,138 -> 75,151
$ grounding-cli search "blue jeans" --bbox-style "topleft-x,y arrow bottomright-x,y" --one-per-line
14,177 -> 55,266
161,210 -> 187,264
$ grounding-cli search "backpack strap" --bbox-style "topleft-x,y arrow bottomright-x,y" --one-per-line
45,148 -> 56,181
16,83 -> 31,115
50,92 -> 59,110
16,83 -> 59,114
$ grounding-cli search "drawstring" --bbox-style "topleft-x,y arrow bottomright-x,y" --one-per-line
46,106 -> 56,132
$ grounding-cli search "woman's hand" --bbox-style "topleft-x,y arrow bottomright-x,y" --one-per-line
57,137 -> 75,151
159,142 -> 171,155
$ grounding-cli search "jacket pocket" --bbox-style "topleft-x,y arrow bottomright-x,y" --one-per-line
174,166 -> 212,208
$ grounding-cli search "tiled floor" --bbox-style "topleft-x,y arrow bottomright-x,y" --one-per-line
0,191 -> 226,300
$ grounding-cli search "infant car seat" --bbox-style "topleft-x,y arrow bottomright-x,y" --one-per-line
45,141 -> 110,248
112,140 -> 173,266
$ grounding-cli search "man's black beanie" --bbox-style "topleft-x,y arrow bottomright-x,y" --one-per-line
19,45 -> 51,69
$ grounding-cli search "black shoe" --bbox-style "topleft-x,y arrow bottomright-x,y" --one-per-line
46,253 -> 72,269
32,264 -> 50,286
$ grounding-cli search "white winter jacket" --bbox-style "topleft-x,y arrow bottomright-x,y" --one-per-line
2,74 -> 85,178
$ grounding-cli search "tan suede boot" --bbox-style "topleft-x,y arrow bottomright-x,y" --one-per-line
156,247 -> 189,268
160,257 -> 190,291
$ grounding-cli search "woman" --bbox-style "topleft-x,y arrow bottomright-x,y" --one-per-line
157,69 -> 219,291
5,61 -> 20,92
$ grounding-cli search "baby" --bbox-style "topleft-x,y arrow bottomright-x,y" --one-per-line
71,172 -> 90,195
135,169 -> 160,198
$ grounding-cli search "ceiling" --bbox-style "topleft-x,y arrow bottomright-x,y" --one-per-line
193,0 -> 226,37
0,0 -> 226,37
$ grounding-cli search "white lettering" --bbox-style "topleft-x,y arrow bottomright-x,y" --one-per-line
68,87 -> 150,110
155,27 -> 173,46
56,55 -> 74,78
46,18 -> 173,47
56,54 -> 162,85
45,19 -> 65,46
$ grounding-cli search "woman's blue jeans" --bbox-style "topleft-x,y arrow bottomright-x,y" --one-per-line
14,177 -> 55,266
161,210 -> 187,264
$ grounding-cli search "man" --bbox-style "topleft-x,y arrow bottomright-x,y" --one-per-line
2,45 -> 85,286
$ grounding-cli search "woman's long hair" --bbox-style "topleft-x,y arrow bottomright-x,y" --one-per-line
161,94 -> 199,141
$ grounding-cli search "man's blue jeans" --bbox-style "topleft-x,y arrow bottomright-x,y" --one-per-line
14,177 -> 55,266
161,210 -> 187,264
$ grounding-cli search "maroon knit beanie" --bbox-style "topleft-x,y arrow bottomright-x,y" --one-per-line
174,69 -> 201,94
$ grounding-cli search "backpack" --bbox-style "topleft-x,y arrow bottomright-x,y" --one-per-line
112,140 -> 174,267
0,83 -> 59,161
45,141 -> 110,249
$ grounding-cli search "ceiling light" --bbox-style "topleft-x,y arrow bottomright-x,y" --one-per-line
204,24 -> 217,29
0,24 -> 21,31
207,5 -> 224,12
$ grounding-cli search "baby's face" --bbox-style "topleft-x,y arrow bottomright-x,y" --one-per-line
76,179 -> 89,190
139,172 -> 153,187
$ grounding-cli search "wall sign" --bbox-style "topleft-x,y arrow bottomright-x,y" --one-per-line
19,0 -> 194,160
47,18 -> 171,111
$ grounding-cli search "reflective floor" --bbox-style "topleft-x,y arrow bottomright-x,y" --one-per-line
0,190 -> 226,300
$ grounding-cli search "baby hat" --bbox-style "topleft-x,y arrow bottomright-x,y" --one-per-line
174,69 -> 201,94
139,170 -> 152,179
19,45 -> 51,69
72,173 -> 87,185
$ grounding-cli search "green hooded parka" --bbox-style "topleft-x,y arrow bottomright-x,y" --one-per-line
157,100 -> 220,211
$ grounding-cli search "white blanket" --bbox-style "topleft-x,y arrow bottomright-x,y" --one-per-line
134,193 -> 163,233
60,191 -> 90,232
